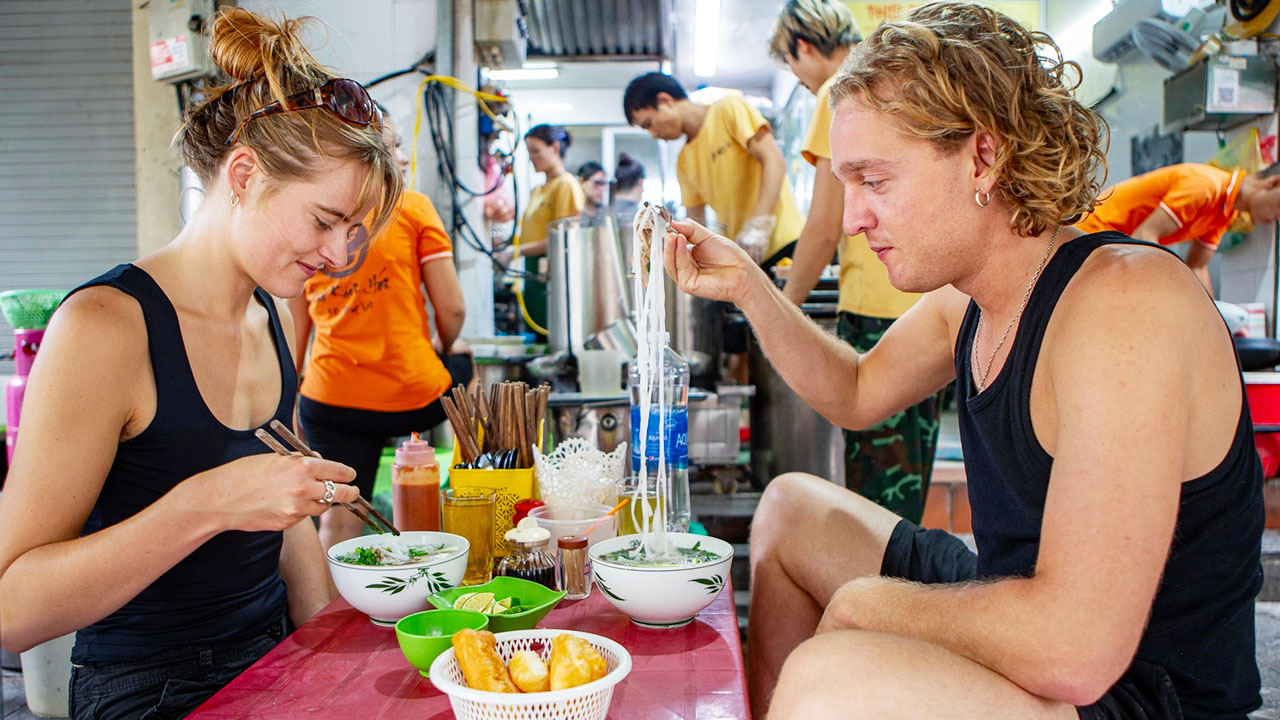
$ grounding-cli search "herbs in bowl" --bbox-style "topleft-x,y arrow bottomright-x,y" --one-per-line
429,576 -> 566,632
326,531 -> 470,625
335,540 -> 460,567
589,533 -> 734,628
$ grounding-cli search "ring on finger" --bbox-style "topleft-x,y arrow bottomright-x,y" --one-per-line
322,480 -> 336,504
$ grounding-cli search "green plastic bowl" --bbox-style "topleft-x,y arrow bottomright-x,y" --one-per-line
428,576 -> 566,633
394,608 -> 488,678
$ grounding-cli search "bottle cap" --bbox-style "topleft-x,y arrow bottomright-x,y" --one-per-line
505,516 -> 551,544
395,432 -> 436,466
558,535 -> 588,550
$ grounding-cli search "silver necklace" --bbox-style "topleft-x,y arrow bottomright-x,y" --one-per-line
971,226 -> 1061,391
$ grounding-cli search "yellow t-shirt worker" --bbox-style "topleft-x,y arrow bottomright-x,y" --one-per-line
624,72 -> 803,264
768,0 -> 939,525
513,124 -> 585,331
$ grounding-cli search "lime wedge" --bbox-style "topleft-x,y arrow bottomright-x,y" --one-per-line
494,597 -> 513,612
452,592 -> 476,609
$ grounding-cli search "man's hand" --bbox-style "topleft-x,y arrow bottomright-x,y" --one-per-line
663,218 -> 766,304
736,215 -> 776,264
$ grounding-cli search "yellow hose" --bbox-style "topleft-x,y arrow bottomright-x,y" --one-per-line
404,75 -> 545,335
509,232 -> 549,335
409,75 -> 511,191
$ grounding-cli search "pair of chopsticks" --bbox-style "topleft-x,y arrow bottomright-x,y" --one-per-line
255,419 -> 399,536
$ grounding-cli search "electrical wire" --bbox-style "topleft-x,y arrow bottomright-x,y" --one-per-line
414,76 -> 532,280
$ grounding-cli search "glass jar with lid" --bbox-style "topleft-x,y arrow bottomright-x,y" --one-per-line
495,516 -> 557,589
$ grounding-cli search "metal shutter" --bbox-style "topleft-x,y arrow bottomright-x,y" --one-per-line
0,0 -> 137,376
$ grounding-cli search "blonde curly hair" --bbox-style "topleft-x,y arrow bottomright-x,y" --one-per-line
828,2 -> 1108,237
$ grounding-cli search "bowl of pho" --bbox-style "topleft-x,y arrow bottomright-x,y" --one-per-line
588,532 -> 733,628
327,531 -> 469,625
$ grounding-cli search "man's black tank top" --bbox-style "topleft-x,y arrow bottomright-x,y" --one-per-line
955,232 -> 1262,719
69,264 -> 292,663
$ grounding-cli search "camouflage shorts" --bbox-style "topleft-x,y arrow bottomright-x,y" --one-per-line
838,312 -> 942,524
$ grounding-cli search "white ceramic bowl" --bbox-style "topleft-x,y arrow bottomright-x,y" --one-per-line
326,531 -> 469,625
529,504 -> 616,548
588,532 -> 733,628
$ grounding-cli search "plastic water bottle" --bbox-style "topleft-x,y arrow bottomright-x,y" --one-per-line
629,333 -> 691,532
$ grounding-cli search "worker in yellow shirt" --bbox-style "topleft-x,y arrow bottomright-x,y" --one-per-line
770,0 -> 939,526
1075,162 -> 1280,294
509,123 -> 585,332
623,72 -> 804,266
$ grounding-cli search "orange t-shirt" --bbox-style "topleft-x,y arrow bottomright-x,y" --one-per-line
1074,163 -> 1242,249
300,189 -> 455,412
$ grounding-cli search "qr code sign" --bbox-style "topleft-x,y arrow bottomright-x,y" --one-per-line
1218,85 -> 1237,106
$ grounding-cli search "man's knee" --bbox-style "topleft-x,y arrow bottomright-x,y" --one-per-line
751,473 -> 825,559
769,631 -> 883,717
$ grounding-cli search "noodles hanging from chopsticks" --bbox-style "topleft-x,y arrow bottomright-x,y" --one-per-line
630,203 -> 677,562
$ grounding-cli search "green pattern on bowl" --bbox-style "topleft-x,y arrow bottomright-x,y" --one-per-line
690,574 -> 725,595
427,576 -> 566,632
367,567 -> 455,595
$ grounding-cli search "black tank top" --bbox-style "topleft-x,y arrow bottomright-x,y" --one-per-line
955,232 -> 1262,719
69,264 -> 292,663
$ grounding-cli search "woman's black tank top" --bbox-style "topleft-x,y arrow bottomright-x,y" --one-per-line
68,264 -> 293,663
955,232 -> 1262,718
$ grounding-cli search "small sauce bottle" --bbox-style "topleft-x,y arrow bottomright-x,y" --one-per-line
557,535 -> 591,600
496,517 -> 556,589
391,432 -> 440,531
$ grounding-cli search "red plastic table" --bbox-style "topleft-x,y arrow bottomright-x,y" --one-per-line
187,578 -> 750,719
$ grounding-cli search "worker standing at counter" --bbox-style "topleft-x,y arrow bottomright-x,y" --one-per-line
771,0 -> 939,524
1074,162 -> 1280,294
623,72 -> 804,266
508,124 -> 584,333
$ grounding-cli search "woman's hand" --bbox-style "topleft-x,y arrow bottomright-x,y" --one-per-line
186,453 -> 359,534
662,219 -> 766,305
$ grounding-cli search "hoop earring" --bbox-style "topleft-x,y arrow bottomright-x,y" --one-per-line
974,189 -> 990,208
230,192 -> 240,207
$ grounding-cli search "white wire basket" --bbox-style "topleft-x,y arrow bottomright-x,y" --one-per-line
429,629 -> 632,720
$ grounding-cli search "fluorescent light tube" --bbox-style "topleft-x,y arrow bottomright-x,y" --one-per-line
694,0 -> 720,77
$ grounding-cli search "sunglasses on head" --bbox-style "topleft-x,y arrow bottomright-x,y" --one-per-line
224,77 -> 379,146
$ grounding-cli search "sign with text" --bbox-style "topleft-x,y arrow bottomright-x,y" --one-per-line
842,1 -> 1041,33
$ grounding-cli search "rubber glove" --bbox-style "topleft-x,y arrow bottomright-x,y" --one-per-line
735,215 -> 776,264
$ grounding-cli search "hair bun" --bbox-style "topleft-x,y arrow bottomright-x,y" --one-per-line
617,153 -> 636,168
210,7 -> 312,83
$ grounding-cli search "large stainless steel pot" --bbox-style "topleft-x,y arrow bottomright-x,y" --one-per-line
547,217 -> 630,355
747,309 -> 845,488
613,214 -> 721,383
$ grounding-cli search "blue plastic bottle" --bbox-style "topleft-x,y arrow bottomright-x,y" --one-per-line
629,332 -> 691,532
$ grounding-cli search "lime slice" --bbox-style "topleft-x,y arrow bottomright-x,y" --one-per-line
452,592 -> 476,609
494,597 -> 513,613
460,592 -> 497,612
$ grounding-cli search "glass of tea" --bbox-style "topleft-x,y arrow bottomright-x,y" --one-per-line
441,487 -> 496,586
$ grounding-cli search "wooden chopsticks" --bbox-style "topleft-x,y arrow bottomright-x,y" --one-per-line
255,420 -> 400,536
441,382 -> 549,470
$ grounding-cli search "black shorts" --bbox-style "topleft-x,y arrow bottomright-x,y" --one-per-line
297,353 -> 474,497
882,520 -> 1183,720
